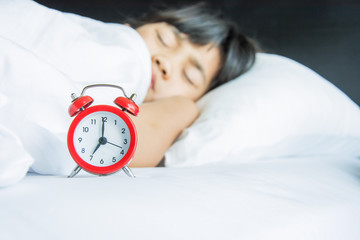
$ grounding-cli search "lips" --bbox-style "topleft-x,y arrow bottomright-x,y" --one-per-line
150,72 -> 156,90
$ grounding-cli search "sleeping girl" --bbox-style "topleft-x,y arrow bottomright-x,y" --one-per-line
0,0 -> 257,178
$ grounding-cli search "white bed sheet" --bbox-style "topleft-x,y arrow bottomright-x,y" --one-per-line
1,155 -> 360,240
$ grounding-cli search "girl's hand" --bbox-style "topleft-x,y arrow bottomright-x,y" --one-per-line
128,96 -> 198,167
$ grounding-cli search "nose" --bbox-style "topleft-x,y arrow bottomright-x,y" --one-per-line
153,55 -> 171,80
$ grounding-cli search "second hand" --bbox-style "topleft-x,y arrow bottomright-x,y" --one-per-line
107,142 -> 122,148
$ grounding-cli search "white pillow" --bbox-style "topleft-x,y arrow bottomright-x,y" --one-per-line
165,53 -> 360,167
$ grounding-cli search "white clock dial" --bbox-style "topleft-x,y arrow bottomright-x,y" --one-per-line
72,111 -> 131,167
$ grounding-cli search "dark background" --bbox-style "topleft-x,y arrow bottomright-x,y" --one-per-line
35,0 -> 360,106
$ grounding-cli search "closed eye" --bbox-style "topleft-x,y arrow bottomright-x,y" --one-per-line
156,30 -> 168,47
183,70 -> 195,86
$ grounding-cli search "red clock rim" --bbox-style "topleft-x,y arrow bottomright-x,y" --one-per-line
67,105 -> 137,175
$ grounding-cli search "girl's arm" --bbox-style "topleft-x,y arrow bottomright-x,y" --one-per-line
128,96 -> 199,167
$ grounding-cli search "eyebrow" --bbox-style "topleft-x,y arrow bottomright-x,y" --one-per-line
170,26 -> 207,84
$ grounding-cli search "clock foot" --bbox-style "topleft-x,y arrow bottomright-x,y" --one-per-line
68,165 -> 82,178
122,166 -> 135,178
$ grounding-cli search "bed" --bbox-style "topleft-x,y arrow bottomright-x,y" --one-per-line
1,156 -> 360,240
1,1 -> 360,239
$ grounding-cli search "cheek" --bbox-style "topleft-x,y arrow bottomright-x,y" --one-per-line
169,86 -> 204,101
155,80 -> 187,98
160,83 -> 185,95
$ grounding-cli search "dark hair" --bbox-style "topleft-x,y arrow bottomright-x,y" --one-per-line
127,2 -> 258,91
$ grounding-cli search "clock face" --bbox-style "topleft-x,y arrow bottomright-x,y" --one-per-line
67,105 -> 137,175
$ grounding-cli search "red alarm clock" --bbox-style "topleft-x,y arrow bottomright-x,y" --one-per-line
67,84 -> 139,178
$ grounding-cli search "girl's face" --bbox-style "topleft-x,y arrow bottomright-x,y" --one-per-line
136,22 -> 221,102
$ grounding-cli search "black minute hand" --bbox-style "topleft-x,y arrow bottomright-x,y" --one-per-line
93,117 -> 106,155
101,117 -> 105,137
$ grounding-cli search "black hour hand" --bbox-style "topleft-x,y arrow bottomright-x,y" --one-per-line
92,142 -> 101,155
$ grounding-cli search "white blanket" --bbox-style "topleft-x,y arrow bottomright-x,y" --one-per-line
0,0 -> 151,185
